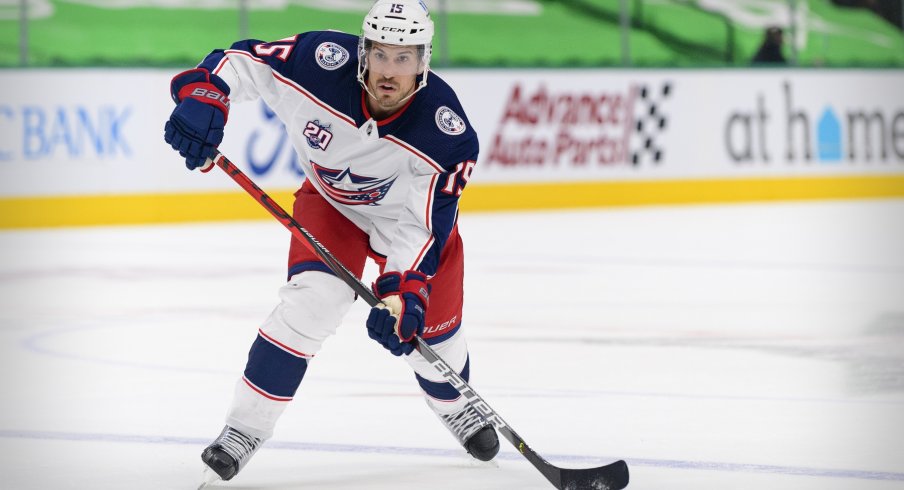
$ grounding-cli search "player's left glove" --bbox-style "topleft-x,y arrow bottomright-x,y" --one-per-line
366,270 -> 429,356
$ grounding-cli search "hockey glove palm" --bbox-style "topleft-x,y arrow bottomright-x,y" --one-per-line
163,68 -> 230,170
366,271 -> 429,356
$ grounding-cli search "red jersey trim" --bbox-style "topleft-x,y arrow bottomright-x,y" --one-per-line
360,89 -> 416,127
409,173 -> 439,270
384,135 -> 444,173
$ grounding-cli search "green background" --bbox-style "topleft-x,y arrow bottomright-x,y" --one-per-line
1,0 -> 902,68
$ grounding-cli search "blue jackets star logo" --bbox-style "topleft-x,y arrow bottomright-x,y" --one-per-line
312,162 -> 396,206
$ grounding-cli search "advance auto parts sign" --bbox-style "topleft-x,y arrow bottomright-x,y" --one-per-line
453,71 -> 676,183
488,82 -> 673,168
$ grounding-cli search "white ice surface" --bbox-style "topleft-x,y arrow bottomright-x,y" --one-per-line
1,199 -> 903,489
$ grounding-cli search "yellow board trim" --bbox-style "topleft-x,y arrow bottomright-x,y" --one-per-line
1,175 -> 903,229
460,174 -> 904,212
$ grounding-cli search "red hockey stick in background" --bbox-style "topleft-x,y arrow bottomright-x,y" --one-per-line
202,150 -> 629,490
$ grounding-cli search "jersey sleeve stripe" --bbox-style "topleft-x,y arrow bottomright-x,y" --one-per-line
425,173 -> 437,231
411,235 -> 435,272
410,173 -> 439,271
385,135 -> 444,173
222,49 -> 356,127
211,55 -> 230,76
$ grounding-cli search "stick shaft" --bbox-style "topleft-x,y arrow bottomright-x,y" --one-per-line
209,152 -> 377,304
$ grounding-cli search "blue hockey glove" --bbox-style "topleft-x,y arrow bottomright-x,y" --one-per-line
366,270 -> 429,356
163,68 -> 230,170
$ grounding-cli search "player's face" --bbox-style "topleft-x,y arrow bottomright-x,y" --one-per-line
365,42 -> 421,116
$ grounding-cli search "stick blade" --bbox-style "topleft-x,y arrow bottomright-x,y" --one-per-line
558,459 -> 629,490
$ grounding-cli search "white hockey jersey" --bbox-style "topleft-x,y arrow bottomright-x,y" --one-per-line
198,31 -> 478,276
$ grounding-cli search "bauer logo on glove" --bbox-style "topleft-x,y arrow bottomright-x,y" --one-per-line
189,87 -> 230,108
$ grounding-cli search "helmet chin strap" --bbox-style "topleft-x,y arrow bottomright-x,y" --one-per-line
396,74 -> 428,105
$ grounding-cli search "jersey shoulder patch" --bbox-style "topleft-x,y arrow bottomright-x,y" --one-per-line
435,106 -> 467,135
314,41 -> 350,71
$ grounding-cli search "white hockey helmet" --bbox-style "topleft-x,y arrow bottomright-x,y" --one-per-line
361,0 -> 434,46
357,0 -> 434,100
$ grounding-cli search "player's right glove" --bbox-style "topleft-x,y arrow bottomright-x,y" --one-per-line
366,270 -> 429,356
163,68 -> 230,170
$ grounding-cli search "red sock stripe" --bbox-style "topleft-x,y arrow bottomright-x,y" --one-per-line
242,376 -> 293,402
257,329 -> 313,359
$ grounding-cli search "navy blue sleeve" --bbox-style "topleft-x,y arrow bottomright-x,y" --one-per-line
195,31 -> 360,113
197,33 -> 308,75
417,130 -> 479,276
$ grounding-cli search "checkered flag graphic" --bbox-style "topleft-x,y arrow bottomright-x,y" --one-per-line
631,82 -> 673,166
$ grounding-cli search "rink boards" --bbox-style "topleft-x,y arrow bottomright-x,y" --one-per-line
0,68 -> 902,228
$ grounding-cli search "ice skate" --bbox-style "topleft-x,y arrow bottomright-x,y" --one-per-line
432,402 -> 500,462
199,425 -> 263,485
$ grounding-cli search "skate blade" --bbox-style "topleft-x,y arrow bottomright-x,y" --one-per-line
198,466 -> 221,489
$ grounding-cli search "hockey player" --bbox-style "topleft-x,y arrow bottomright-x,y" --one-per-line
162,0 -> 499,484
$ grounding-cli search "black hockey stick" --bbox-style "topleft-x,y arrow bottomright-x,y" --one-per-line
203,150 -> 630,490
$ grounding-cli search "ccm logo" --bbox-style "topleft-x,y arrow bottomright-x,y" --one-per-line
381,27 -> 405,32
191,87 -> 229,107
